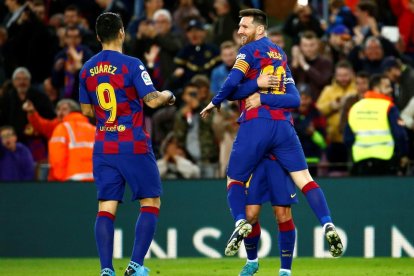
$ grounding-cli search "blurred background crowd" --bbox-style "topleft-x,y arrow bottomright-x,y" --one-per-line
0,0 -> 414,182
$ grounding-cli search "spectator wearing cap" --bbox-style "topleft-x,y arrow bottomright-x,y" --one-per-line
210,41 -> 237,95
382,56 -> 414,111
325,24 -> 354,64
0,125 -> 35,181
292,84 -> 327,175
316,60 -> 356,172
171,18 -> 221,89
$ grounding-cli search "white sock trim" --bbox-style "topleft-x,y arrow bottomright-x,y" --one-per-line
323,222 -> 334,232
279,268 -> 291,273
247,258 -> 258,263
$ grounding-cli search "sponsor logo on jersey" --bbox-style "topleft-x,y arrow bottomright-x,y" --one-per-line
141,71 -> 153,85
236,53 -> 246,60
285,77 -> 295,85
99,124 -> 126,132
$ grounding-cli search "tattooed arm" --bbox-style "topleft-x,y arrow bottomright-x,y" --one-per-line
143,90 -> 176,109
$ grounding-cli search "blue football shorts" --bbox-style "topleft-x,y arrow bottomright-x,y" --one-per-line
227,118 -> 308,182
246,158 -> 298,206
93,152 -> 162,201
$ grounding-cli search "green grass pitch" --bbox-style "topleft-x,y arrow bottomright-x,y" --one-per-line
0,257 -> 413,275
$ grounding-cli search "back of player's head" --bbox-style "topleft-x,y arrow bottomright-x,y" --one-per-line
369,73 -> 386,90
239,8 -> 267,29
95,12 -> 123,43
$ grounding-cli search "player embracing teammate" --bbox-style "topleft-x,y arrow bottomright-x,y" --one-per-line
201,8 -> 343,276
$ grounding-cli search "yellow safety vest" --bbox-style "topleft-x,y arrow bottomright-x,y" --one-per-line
348,98 -> 394,162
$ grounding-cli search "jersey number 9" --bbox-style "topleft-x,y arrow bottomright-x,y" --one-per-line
96,83 -> 117,124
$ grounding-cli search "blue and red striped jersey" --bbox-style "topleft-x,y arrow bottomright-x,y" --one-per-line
79,50 -> 156,154
212,37 -> 296,123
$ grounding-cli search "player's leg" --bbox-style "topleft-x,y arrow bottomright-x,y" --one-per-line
125,197 -> 161,276
273,121 -> 343,257
274,206 -> 295,276
93,154 -> 125,276
239,204 -> 261,276
225,120 -> 272,256
121,153 -> 162,276
265,157 -> 297,276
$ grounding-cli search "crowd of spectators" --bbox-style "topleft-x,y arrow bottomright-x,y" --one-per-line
0,0 -> 414,181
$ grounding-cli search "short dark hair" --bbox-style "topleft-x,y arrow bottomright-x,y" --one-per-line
356,71 -> 370,79
239,8 -> 267,29
369,74 -> 386,89
357,0 -> 377,18
65,4 -> 80,14
335,60 -> 353,71
0,125 -> 15,135
95,12 -> 123,43
300,30 -> 318,40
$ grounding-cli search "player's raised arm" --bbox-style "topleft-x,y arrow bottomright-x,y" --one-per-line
143,90 -> 175,108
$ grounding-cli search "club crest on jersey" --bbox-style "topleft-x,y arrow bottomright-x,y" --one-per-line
236,53 -> 246,60
141,71 -> 153,85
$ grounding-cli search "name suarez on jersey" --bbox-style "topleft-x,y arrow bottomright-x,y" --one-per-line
90,64 -> 117,76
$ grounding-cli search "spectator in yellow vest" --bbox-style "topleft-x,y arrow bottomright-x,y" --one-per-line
344,74 -> 409,175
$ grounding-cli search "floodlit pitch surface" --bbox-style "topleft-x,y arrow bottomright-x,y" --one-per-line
0,257 -> 413,275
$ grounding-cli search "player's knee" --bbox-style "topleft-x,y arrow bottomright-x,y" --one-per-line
246,208 -> 259,224
273,206 -> 292,223
140,197 -> 161,208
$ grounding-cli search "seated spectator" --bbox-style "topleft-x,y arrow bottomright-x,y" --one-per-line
382,56 -> 414,111
171,18 -> 221,89
129,9 -> 182,89
291,31 -> 334,101
293,84 -> 327,175
0,67 -> 55,161
173,82 -> 219,178
63,5 -> 99,53
48,101 -> 95,181
211,101 -> 240,177
0,125 -> 34,181
157,132 -> 200,179
51,26 -> 93,101
327,0 -> 356,34
211,0 -> 240,46
268,27 -> 286,49
210,41 -> 237,95
282,3 -> 325,45
325,24 -> 354,65
344,74 -> 410,175
95,0 -> 131,26
317,61 -> 356,173
172,0 -> 200,37
339,71 -> 370,133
